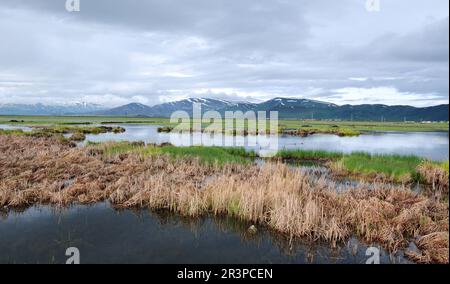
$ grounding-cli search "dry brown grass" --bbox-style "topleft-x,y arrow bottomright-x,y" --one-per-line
417,161 -> 449,198
0,135 -> 448,263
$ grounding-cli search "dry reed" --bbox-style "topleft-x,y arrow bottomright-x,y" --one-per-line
417,161 -> 449,197
0,135 -> 448,263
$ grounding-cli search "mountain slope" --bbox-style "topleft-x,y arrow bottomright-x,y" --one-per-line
95,98 -> 258,117
149,98 -> 233,116
1,98 -> 448,121
96,103 -> 153,116
0,103 -> 105,115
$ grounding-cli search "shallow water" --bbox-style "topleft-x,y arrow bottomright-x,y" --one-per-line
0,124 -> 434,264
0,203 -> 412,264
0,124 -> 33,131
83,125 -> 448,161
1,124 -> 448,160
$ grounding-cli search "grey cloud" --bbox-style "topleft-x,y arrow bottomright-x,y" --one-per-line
0,0 -> 448,107
365,17 -> 449,62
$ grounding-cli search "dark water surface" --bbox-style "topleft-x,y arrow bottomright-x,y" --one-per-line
0,124 -> 441,264
0,203 -> 412,264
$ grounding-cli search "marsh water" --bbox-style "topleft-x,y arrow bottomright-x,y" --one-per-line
0,203 -> 412,264
1,124 -> 448,160
83,124 -> 448,161
0,123 -> 446,263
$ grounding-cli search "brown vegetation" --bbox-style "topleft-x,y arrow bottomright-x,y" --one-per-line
417,161 -> 449,197
0,135 -> 448,263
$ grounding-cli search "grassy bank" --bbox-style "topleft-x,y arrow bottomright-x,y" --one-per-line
87,141 -> 448,187
281,127 -> 360,137
275,149 -> 344,161
0,125 -> 125,142
333,153 -> 424,183
0,135 -> 448,264
275,149 -> 448,185
90,141 -> 255,165
32,125 -> 126,134
273,149 -> 423,182
158,125 -> 361,137
279,120 -> 449,133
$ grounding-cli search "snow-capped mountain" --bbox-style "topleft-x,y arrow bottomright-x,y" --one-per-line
1,98 -> 448,121
95,97 -> 448,121
96,98 -> 256,117
257,97 -> 338,110
0,102 -> 105,115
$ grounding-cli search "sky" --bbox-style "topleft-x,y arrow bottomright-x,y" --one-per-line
0,0 -> 448,107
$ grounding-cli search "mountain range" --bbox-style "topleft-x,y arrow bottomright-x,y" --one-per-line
0,98 -> 448,121
92,97 -> 449,121
0,102 -> 105,116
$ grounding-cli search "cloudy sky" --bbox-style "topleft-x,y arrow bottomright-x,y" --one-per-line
0,0 -> 448,107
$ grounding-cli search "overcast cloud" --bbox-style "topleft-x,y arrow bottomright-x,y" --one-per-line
0,0 -> 448,107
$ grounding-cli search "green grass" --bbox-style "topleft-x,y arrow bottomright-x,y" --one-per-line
93,142 -> 434,182
0,125 -> 125,143
339,152 -> 424,182
100,142 -> 162,157
94,142 -> 255,165
160,146 -> 254,164
1,115 -> 447,133
275,149 -> 344,160
273,149 -> 429,182
0,129 -> 27,135
0,128 -> 54,138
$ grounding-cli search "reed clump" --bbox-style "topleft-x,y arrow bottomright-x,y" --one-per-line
1,125 -> 125,141
69,132 -> 86,141
417,161 -> 449,196
281,127 -> 360,137
31,125 -> 126,135
0,135 -> 448,264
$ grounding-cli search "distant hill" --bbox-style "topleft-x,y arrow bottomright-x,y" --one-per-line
94,97 -> 448,121
1,98 -> 448,121
92,98 -> 258,117
252,98 -> 449,121
147,98 -> 257,117
0,102 -> 105,116
97,103 -> 153,116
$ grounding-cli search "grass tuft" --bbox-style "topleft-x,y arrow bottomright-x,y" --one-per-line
89,142 -> 255,165
339,152 -> 423,182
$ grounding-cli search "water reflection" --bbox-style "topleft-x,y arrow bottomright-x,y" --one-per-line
0,203 -> 412,264
84,125 -> 448,161
0,124 -> 33,131
1,124 -> 448,160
